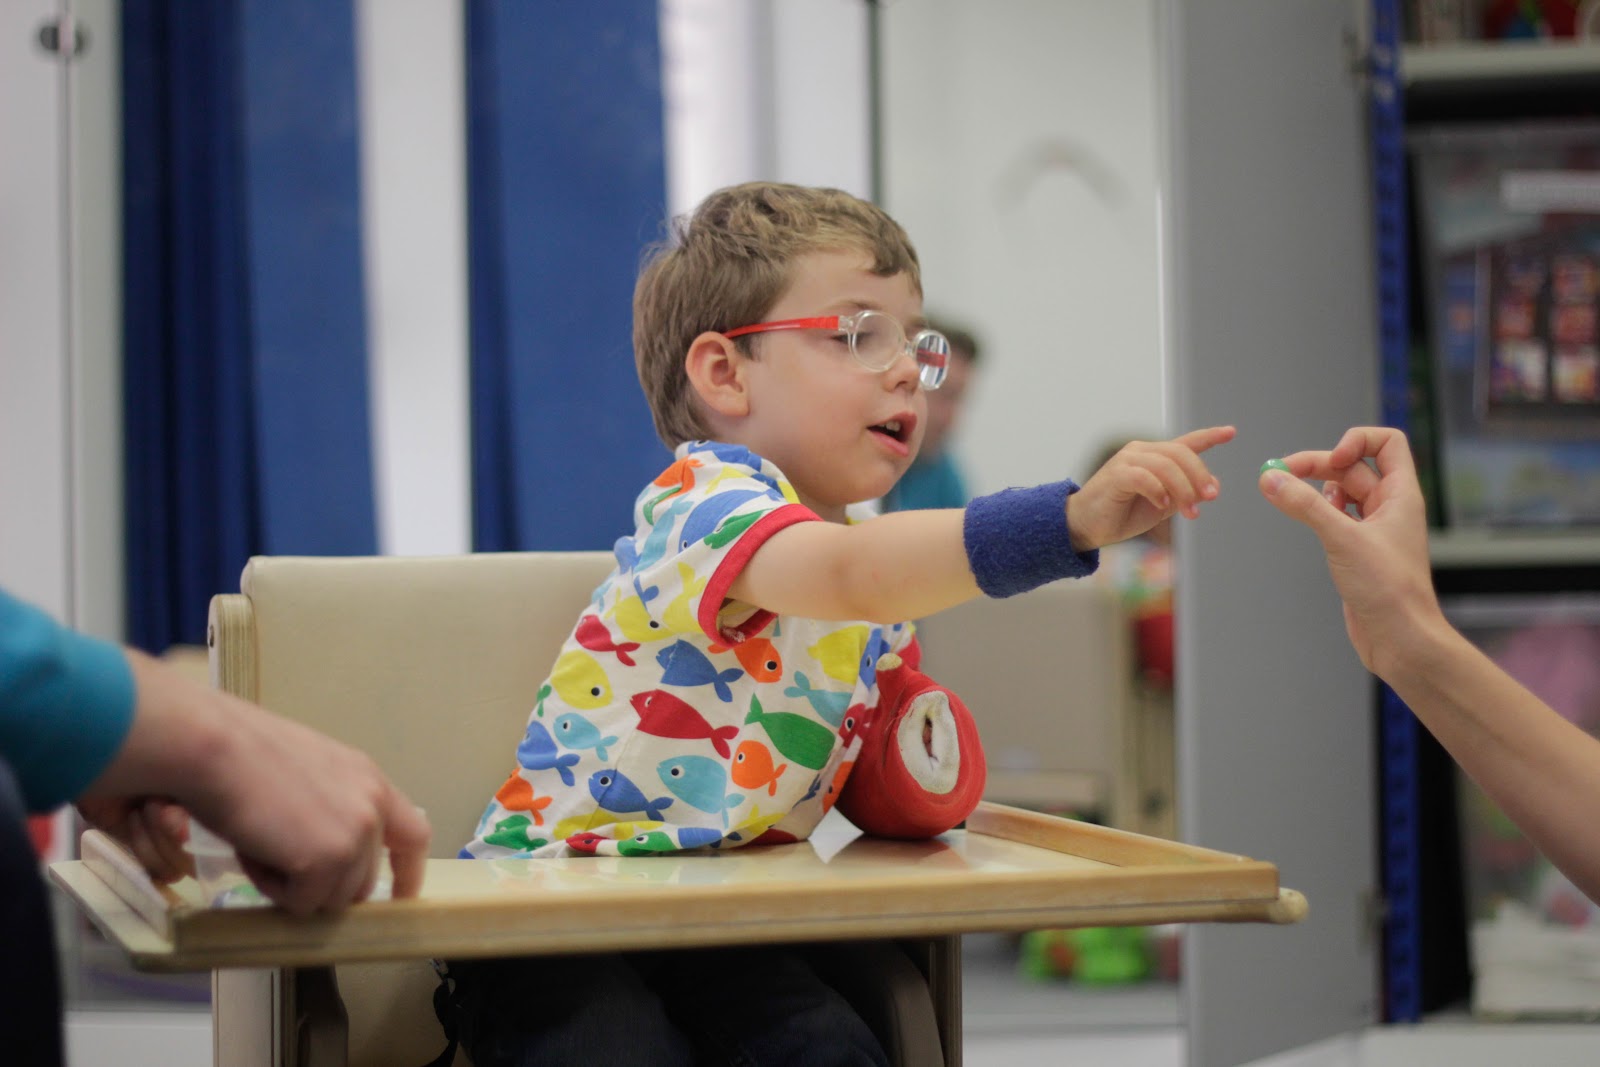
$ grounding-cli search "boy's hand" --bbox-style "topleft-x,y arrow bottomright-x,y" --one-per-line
1067,426 -> 1235,551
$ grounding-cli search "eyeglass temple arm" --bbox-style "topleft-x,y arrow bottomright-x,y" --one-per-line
723,316 -> 841,340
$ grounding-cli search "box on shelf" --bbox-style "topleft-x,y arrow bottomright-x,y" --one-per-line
1407,0 -> 1485,43
1411,121 -> 1600,528
1446,594 -> 1600,1017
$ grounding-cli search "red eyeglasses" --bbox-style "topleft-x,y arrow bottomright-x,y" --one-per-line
724,309 -> 950,390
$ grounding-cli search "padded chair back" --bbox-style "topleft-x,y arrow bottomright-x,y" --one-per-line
210,551 -> 615,1066
217,552 -> 614,852
913,578 -> 1134,826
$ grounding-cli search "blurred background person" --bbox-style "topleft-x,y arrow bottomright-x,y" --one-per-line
880,319 -> 982,512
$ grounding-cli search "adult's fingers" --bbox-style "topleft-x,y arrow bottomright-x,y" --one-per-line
1327,426 -> 1415,479
1326,456 -> 1382,507
139,800 -> 196,881
1259,467 -> 1354,544
380,787 -> 432,900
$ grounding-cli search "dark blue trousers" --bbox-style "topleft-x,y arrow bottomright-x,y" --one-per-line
0,756 -> 65,1066
443,945 -> 890,1067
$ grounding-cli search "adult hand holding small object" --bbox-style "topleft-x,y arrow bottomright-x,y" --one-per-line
1255,425 -> 1439,675
1258,426 -> 1600,906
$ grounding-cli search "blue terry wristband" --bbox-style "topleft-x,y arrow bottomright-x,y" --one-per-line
962,480 -> 1099,598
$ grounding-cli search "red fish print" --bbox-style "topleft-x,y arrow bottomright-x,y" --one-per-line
575,614 -> 640,667
565,832 -> 606,853
731,739 -> 786,796
494,776 -> 554,827
837,703 -> 867,744
631,689 -> 740,758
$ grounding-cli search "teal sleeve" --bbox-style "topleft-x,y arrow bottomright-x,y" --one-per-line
0,588 -> 137,812
885,453 -> 970,512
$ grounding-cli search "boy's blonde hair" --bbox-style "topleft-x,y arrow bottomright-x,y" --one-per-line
634,181 -> 922,448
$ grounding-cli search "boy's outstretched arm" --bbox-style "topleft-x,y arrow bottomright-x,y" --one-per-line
729,425 -> 1234,624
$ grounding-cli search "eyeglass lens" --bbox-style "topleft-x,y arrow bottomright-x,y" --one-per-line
850,311 -> 949,389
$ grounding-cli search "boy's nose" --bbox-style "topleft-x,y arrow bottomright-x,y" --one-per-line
883,346 -> 921,390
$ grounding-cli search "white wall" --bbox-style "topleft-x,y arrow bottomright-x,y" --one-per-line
661,0 -> 873,214
879,0 -> 1166,492
2,0 -> 73,620
0,0 -> 121,641
355,0 -> 470,557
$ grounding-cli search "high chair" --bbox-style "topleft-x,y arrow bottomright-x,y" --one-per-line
50,551 -> 1306,1067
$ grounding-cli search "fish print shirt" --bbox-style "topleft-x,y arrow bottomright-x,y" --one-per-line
460,441 -> 916,859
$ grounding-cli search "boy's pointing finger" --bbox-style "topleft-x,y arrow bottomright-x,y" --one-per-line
1173,425 -> 1237,454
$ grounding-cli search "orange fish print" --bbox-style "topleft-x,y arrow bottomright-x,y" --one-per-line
731,739 -> 786,796
494,775 -> 554,826
643,457 -> 704,523
652,455 -> 703,490
731,637 -> 783,683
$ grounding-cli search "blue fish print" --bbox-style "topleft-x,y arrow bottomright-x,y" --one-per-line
613,535 -> 640,575
636,496 -> 696,571
516,719 -> 581,787
633,574 -> 661,606
858,630 -> 891,690
679,489 -> 764,549
657,640 -> 743,703
588,768 -> 674,821
552,712 -> 619,762
677,826 -> 724,849
658,755 -> 743,826
784,671 -> 850,727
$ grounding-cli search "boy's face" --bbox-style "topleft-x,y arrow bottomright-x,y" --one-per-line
736,249 -> 928,521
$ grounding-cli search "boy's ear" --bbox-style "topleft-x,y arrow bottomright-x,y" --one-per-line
684,331 -> 751,419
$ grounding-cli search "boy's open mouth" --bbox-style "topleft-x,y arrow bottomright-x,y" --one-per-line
869,418 -> 910,444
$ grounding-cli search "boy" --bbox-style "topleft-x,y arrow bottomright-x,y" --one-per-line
444,182 -> 1232,1065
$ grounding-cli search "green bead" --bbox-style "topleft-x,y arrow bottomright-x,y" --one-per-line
1260,458 -> 1291,475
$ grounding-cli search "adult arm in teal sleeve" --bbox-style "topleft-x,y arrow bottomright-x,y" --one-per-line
0,588 -> 136,812
0,586 -> 430,914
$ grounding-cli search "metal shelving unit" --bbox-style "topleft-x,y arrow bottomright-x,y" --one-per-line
1430,530 -> 1600,568
1401,39 -> 1600,85
1378,15 -> 1600,1027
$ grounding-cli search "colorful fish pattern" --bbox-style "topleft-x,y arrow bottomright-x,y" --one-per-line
656,640 -> 743,702
460,441 -> 916,860
731,739 -> 786,796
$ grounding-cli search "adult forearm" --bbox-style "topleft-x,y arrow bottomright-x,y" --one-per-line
77,650 -> 234,808
0,588 -> 137,811
1382,624 -> 1600,904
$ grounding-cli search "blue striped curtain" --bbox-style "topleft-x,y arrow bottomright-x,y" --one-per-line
122,0 -> 376,652
467,2 -> 671,551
